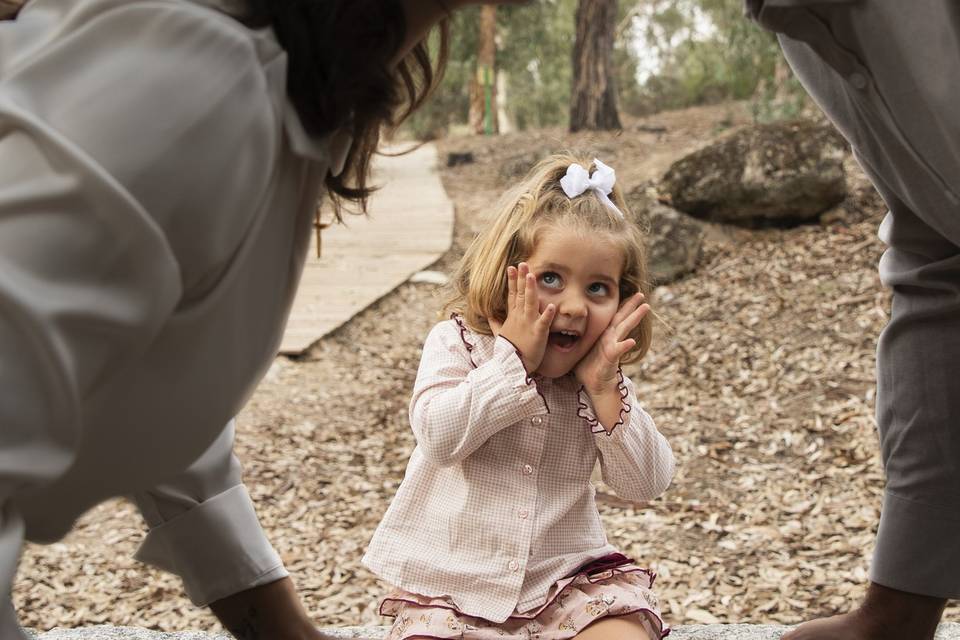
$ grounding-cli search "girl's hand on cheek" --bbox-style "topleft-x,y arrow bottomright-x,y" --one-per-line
493,263 -> 556,374
574,292 -> 649,394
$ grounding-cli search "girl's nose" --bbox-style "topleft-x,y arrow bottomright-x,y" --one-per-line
558,293 -> 588,318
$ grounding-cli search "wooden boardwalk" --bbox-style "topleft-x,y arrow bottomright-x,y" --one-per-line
280,143 -> 454,355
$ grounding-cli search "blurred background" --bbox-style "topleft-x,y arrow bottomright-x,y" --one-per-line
404,0 -> 810,140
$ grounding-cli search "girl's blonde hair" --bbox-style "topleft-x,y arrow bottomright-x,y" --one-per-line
444,152 -> 653,364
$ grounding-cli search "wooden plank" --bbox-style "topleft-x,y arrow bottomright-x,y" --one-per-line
279,143 -> 453,355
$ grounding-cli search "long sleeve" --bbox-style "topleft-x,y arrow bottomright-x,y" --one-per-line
0,1 -> 286,633
408,320 -> 548,467
578,371 -> 675,504
0,30 -> 182,640
132,420 -> 287,606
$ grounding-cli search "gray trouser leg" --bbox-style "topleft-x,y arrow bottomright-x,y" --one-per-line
775,2 -> 960,599
868,169 -> 960,599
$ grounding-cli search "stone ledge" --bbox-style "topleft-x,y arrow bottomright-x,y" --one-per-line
31,624 -> 960,639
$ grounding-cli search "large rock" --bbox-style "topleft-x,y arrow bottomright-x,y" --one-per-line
499,149 -> 550,182
626,184 -> 704,284
30,624 -> 960,639
658,120 -> 847,226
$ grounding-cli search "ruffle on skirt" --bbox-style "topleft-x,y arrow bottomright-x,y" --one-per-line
379,553 -> 669,639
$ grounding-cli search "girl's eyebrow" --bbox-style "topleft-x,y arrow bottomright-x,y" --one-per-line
591,274 -> 619,286
537,261 -> 569,273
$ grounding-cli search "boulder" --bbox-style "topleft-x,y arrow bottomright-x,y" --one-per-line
658,120 -> 847,226
626,184 -> 704,284
499,149 -> 550,182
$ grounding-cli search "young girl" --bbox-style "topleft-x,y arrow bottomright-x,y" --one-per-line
362,153 -> 675,640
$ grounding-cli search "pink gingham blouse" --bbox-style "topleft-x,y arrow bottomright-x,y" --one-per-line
362,317 -> 675,623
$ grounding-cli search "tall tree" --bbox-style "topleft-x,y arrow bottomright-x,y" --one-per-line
469,5 -> 499,134
569,0 -> 621,132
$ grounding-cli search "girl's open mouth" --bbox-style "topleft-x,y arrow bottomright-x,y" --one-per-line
548,331 -> 580,352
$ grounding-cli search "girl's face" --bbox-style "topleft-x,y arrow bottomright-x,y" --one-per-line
525,226 -> 624,378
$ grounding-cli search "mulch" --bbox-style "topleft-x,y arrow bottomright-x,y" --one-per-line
16,103 -> 958,632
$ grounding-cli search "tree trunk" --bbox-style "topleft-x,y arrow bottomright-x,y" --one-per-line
569,0 -> 621,132
469,5 -> 499,134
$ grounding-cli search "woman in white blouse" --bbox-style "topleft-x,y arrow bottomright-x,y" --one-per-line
0,0 -> 526,638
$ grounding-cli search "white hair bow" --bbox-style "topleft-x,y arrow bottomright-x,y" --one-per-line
559,158 -> 624,218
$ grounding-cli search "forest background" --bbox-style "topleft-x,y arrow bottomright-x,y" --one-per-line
406,0 -> 809,140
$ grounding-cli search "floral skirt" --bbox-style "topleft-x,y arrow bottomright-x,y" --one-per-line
379,553 -> 669,639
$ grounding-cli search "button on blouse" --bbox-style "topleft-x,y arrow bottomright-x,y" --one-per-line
362,318 -> 675,623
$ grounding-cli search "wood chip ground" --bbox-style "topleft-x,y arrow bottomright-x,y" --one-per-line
15,103 -> 959,632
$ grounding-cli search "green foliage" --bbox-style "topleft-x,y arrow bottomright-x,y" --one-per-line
497,0 -> 577,130
407,1 -> 581,137
405,8 -> 480,140
404,0 -> 809,138
624,0 -> 810,121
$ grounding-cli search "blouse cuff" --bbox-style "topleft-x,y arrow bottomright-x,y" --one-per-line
577,368 -> 630,435
493,335 -> 549,414
134,484 -> 287,606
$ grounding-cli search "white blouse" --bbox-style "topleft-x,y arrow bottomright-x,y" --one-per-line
0,0 -> 347,632
362,318 -> 675,623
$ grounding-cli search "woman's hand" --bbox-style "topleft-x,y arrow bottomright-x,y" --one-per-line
574,292 -> 649,395
488,262 -> 556,374
210,577 -> 337,640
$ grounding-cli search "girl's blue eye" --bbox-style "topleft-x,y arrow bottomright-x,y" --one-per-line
588,282 -> 610,296
539,272 -> 561,288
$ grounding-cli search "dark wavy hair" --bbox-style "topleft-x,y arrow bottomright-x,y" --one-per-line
1,0 -> 448,220
242,1 -> 449,220
0,0 -> 20,20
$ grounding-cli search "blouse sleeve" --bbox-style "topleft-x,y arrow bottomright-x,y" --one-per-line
1,0 -> 283,294
132,420 -> 288,606
408,320 -> 549,467
578,370 -> 675,503
0,0 -> 285,611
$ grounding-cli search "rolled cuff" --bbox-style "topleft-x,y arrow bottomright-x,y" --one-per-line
870,490 -> 960,599
134,484 -> 287,606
